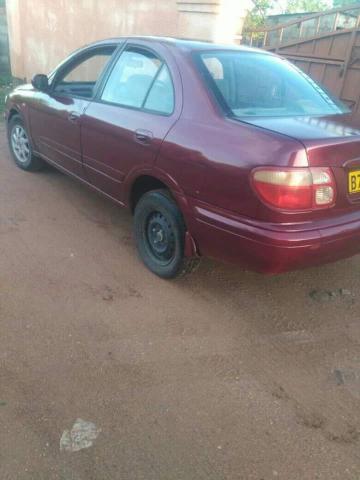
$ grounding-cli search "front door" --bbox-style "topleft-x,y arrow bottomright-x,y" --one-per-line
28,45 -> 117,179
80,43 -> 181,202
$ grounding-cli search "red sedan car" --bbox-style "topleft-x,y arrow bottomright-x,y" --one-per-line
5,37 -> 360,278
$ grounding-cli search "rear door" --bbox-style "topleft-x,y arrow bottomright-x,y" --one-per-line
29,44 -> 118,178
80,41 -> 182,202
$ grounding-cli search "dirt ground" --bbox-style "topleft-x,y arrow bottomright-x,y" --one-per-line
1,122 -> 360,480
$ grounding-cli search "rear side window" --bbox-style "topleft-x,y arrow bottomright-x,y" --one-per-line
101,48 -> 174,114
144,65 -> 174,114
197,50 -> 349,118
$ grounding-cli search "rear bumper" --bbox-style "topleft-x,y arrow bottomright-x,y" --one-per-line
189,202 -> 360,273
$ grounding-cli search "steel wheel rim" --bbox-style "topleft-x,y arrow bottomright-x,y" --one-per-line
11,125 -> 30,164
145,211 -> 175,263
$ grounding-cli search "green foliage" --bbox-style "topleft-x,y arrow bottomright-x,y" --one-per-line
243,0 -> 356,33
332,0 -> 360,7
0,74 -> 12,86
0,76 -> 16,118
244,0 -> 331,31
0,85 -> 11,117
285,0 -> 329,13
244,0 -> 275,30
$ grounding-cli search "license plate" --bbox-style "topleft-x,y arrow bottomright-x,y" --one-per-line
349,170 -> 360,193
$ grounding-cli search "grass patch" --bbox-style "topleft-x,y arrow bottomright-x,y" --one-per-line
0,75 -> 24,119
0,84 -> 12,117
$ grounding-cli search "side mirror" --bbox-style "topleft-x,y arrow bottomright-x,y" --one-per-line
31,74 -> 49,92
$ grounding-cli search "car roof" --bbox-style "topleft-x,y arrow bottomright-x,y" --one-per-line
89,36 -> 269,54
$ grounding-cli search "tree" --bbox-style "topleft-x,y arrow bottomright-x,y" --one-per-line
244,0 -> 331,31
244,0 -> 275,30
285,0 -> 330,13
332,0 -> 360,7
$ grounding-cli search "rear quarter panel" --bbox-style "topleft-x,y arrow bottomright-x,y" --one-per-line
157,114 -> 307,222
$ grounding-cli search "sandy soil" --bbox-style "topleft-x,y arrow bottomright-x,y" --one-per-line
1,124 -> 360,480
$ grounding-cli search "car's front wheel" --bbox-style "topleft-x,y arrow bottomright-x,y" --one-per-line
134,189 -> 199,279
8,114 -> 44,171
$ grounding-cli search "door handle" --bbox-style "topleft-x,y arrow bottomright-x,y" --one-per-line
134,129 -> 153,144
68,111 -> 80,123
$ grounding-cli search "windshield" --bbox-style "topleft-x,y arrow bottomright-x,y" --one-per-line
197,50 -> 349,118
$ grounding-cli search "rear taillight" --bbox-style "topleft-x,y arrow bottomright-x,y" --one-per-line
251,167 -> 336,211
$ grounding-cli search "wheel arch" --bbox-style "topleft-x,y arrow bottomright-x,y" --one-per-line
126,169 -> 189,215
129,174 -> 168,213
126,170 -> 198,257
7,107 -> 21,124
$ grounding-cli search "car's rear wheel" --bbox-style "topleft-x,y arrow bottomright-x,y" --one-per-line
134,189 -> 200,279
8,114 -> 44,171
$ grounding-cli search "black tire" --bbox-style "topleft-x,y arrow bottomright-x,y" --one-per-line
134,189 -> 200,279
7,114 -> 45,171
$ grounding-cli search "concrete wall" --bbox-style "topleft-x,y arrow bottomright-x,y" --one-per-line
0,0 -> 10,77
6,0 -> 250,81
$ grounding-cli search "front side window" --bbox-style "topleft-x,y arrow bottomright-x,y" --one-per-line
101,48 -> 174,114
53,46 -> 116,99
197,50 -> 349,118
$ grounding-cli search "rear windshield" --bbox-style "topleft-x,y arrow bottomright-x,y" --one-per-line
197,50 -> 349,118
